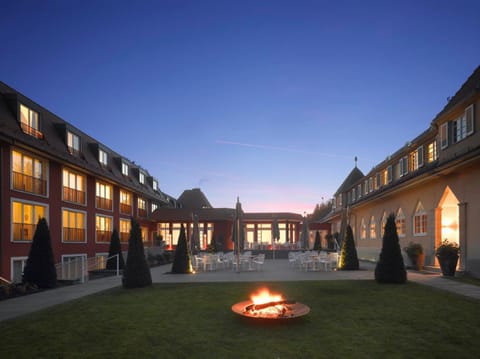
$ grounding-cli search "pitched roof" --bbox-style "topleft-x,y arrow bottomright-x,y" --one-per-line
177,188 -> 213,209
334,166 -> 364,195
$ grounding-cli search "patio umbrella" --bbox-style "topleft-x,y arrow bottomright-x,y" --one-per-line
232,197 -> 244,272
301,217 -> 309,250
191,214 -> 200,255
272,218 -> 280,260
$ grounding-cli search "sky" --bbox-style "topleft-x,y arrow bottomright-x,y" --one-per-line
1,0 -> 480,214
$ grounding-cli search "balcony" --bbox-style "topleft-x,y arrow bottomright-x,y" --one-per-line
138,208 -> 147,218
96,230 -> 110,243
13,222 -> 36,241
12,171 -> 47,196
120,203 -> 132,215
96,196 -> 112,210
63,227 -> 85,242
21,122 -> 44,139
63,187 -> 86,204
120,232 -> 129,243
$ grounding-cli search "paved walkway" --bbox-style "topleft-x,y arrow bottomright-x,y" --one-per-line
1,260 -> 479,323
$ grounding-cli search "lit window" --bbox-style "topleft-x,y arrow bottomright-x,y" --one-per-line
138,198 -> 147,217
20,104 -> 43,139
67,131 -> 80,154
63,168 -> 86,204
99,149 -> 108,165
122,162 -> 129,176
381,212 -> 387,237
96,181 -> 112,210
369,216 -> 376,239
96,215 -> 112,243
396,208 -> 406,237
12,201 -> 46,241
12,150 -> 47,196
360,218 -> 366,240
427,141 -> 438,163
62,209 -> 85,242
119,218 -> 131,242
413,202 -> 427,236
120,190 -> 132,215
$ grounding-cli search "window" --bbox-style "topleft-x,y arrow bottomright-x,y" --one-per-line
153,179 -> 158,191
396,208 -> 406,237
12,150 -> 47,196
12,200 -> 46,241
139,171 -> 145,184
138,197 -> 147,217
357,184 -> 362,199
440,123 -> 448,149
120,218 -> 131,243
96,181 -> 112,210
61,254 -> 87,281
427,141 -> 438,163
364,180 -> 368,194
399,156 -> 408,177
67,131 -> 80,154
381,212 -> 387,237
369,216 -> 376,239
387,165 -> 393,183
99,148 -> 108,166
410,146 -> 424,171
368,178 -> 373,193
20,104 -> 43,139
152,203 -> 158,212
119,190 -> 132,215
62,209 -> 86,242
375,173 -> 381,189
96,215 -> 112,243
63,168 -> 86,204
121,162 -> 129,176
360,218 -> 366,240
465,104 -> 474,136
413,202 -> 427,236
352,188 -> 356,202
11,257 -> 28,283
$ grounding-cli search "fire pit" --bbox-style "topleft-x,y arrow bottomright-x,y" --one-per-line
231,288 -> 310,320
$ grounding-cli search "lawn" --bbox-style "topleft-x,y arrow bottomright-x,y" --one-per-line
1,280 -> 479,358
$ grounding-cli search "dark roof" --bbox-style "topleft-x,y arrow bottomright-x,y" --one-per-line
244,212 -> 303,222
334,166 -> 364,195
177,188 -> 212,209
434,65 -> 480,121
0,81 -> 173,204
150,207 -> 235,222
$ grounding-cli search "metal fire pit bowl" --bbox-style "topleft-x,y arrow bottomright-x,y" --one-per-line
231,300 -> 310,320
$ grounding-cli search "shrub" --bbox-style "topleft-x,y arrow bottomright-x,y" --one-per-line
23,218 -> 57,288
375,213 -> 407,284
171,224 -> 193,274
313,231 -> 321,251
338,225 -> 359,270
123,218 -> 152,288
106,229 -> 125,270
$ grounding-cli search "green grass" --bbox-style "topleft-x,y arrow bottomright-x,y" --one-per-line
1,281 -> 479,358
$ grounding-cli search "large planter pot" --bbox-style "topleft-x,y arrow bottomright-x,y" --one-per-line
438,254 -> 459,276
411,253 -> 425,271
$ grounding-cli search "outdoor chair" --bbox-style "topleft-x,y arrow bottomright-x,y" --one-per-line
253,254 -> 265,271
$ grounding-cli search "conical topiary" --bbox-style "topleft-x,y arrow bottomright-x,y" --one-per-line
106,229 -> 125,270
313,231 -> 321,251
338,225 -> 359,270
23,217 -> 57,288
375,213 -> 407,284
123,218 -> 152,288
171,224 -> 193,274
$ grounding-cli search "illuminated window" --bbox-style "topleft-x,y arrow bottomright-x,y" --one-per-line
12,150 -> 47,196
12,201 -> 46,241
62,209 -> 85,242
427,141 -> 438,163
121,161 -> 129,176
20,104 -> 43,139
120,218 -> 131,243
396,208 -> 406,237
67,131 -> 80,154
381,212 -> 387,237
119,190 -> 132,215
96,181 -> 112,210
63,168 -> 86,204
96,215 -> 112,243
360,218 -> 366,240
413,202 -> 427,236
410,146 -> 424,171
99,149 -> 108,165
138,197 -> 147,217
369,216 -> 376,239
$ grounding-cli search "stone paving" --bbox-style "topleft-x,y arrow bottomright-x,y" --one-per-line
1,259 -> 479,323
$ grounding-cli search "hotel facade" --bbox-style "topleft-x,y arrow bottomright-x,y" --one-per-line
323,65 -> 480,277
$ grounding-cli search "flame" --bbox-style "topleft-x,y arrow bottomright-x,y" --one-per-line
250,288 -> 284,305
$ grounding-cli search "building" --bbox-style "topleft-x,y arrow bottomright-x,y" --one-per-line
323,65 -> 480,277
0,81 -> 177,282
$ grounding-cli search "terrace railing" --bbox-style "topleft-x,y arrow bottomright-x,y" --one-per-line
55,254 -> 121,284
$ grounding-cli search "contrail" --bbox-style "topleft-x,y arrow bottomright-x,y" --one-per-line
216,140 -> 352,159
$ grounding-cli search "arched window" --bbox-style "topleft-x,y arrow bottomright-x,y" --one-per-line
413,202 -> 427,236
360,218 -> 366,240
381,212 -> 388,237
396,208 -> 406,237
369,216 -> 376,239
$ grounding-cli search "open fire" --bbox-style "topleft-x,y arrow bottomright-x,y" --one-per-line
231,288 -> 310,319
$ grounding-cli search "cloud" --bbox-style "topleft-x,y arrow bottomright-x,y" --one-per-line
216,139 -> 351,159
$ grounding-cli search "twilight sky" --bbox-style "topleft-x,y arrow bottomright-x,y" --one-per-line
1,0 -> 479,214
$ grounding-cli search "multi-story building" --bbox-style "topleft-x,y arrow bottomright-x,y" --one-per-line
323,65 -> 480,277
0,81 -> 177,282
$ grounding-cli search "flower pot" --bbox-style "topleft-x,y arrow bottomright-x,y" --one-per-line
412,253 -> 425,271
438,254 -> 459,276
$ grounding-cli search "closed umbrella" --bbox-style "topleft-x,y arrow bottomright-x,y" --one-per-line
301,217 -> 309,250
232,197 -> 244,272
191,214 -> 200,255
272,218 -> 280,260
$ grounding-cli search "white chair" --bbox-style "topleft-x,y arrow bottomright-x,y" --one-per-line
253,254 -> 265,271
318,251 -> 329,271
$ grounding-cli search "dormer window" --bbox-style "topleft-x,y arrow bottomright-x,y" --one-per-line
20,104 -> 43,139
99,148 -> 108,166
121,161 -> 129,176
153,179 -> 158,191
139,171 -> 145,184
67,131 -> 80,154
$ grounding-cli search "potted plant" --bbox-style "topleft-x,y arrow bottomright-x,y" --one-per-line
435,239 -> 460,276
403,242 -> 424,271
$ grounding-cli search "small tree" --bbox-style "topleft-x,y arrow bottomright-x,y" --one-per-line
375,213 -> 407,284
23,217 -> 57,288
171,224 -> 193,274
338,225 -> 359,270
313,231 -> 322,251
123,218 -> 152,288
106,229 -> 125,270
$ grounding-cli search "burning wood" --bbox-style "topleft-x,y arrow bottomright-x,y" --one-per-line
244,300 -> 296,312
